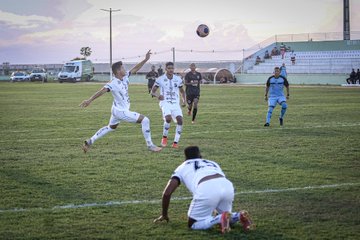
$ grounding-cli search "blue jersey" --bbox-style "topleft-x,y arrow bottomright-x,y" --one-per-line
280,66 -> 287,78
266,75 -> 289,98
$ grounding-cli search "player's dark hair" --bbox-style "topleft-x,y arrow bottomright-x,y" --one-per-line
274,66 -> 280,71
165,62 -> 174,68
112,61 -> 123,74
184,146 -> 201,160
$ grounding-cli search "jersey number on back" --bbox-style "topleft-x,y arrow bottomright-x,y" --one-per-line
194,160 -> 217,171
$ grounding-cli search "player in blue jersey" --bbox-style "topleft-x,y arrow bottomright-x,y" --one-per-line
264,67 -> 290,127
280,63 -> 287,78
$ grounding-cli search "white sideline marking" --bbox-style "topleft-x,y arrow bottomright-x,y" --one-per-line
0,182 -> 358,213
1,123 -> 360,143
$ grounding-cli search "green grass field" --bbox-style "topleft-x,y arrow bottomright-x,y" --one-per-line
0,82 -> 359,239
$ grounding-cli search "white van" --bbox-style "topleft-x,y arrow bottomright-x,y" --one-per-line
58,60 -> 93,83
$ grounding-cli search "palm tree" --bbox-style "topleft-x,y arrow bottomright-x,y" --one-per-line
80,47 -> 92,59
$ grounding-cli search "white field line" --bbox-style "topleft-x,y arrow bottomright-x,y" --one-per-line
0,182 -> 358,214
1,123 -> 360,143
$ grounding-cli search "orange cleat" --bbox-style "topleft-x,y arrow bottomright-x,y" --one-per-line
161,137 -> 168,147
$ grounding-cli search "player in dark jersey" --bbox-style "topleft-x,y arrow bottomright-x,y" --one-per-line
184,63 -> 201,124
146,65 -> 159,94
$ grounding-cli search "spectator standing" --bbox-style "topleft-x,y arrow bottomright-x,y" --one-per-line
280,43 -> 286,59
290,51 -> 296,65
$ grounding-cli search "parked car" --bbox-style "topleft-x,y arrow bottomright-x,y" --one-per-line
10,71 -> 30,82
30,68 -> 48,82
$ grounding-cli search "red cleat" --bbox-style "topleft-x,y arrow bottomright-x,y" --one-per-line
240,210 -> 255,231
220,212 -> 231,234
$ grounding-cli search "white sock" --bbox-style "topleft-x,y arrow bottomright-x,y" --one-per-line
141,117 -> 153,146
230,212 -> 240,224
163,122 -> 170,137
191,215 -> 221,230
174,124 -> 182,143
90,126 -> 115,144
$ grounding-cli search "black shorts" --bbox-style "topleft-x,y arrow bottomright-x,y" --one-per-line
186,94 -> 200,105
148,79 -> 155,88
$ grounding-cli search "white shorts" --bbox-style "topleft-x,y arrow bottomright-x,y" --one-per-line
109,108 -> 141,125
159,101 -> 183,121
188,177 -> 234,221
268,96 -> 287,107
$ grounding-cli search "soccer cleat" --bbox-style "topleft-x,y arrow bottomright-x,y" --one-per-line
82,139 -> 91,153
240,210 -> 255,232
279,118 -> 283,126
220,212 -> 231,234
191,121 -> 195,124
161,137 -> 168,147
264,123 -> 270,127
148,144 -> 162,152
172,142 -> 179,149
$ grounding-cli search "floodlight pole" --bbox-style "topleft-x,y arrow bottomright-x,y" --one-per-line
101,8 -> 121,79
172,47 -> 176,67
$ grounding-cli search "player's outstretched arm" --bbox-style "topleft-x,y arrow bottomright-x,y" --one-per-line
154,178 -> 180,224
130,50 -> 151,75
79,87 -> 108,108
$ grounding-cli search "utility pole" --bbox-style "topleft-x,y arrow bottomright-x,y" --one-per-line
100,8 -> 121,79
343,0 -> 350,40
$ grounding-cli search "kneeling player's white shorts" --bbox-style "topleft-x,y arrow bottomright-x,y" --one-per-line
159,101 -> 183,121
268,96 -> 287,107
188,177 -> 234,221
109,108 -> 140,125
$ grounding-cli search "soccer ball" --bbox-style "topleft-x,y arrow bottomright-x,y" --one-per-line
196,24 -> 209,38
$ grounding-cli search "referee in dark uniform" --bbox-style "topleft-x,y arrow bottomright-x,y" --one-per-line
184,63 -> 201,124
146,65 -> 159,94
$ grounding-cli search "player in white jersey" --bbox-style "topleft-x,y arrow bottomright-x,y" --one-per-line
79,50 -> 161,153
151,62 -> 186,149
154,146 -> 255,233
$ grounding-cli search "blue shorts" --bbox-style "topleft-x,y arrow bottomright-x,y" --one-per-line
268,96 -> 286,107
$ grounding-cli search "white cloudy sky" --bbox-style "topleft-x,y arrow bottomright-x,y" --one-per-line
0,0 -> 359,64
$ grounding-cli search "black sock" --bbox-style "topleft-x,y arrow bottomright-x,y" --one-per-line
192,108 -> 198,121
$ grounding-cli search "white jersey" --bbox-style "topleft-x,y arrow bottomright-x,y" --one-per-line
104,72 -> 131,111
154,74 -> 183,104
171,158 -> 225,195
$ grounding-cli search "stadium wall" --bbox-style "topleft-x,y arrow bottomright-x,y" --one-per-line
234,73 -> 349,85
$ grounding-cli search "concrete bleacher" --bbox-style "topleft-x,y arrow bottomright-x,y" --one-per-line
244,40 -> 360,74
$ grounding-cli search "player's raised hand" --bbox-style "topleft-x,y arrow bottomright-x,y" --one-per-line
145,50 -> 152,60
153,215 -> 169,223
79,99 -> 91,108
